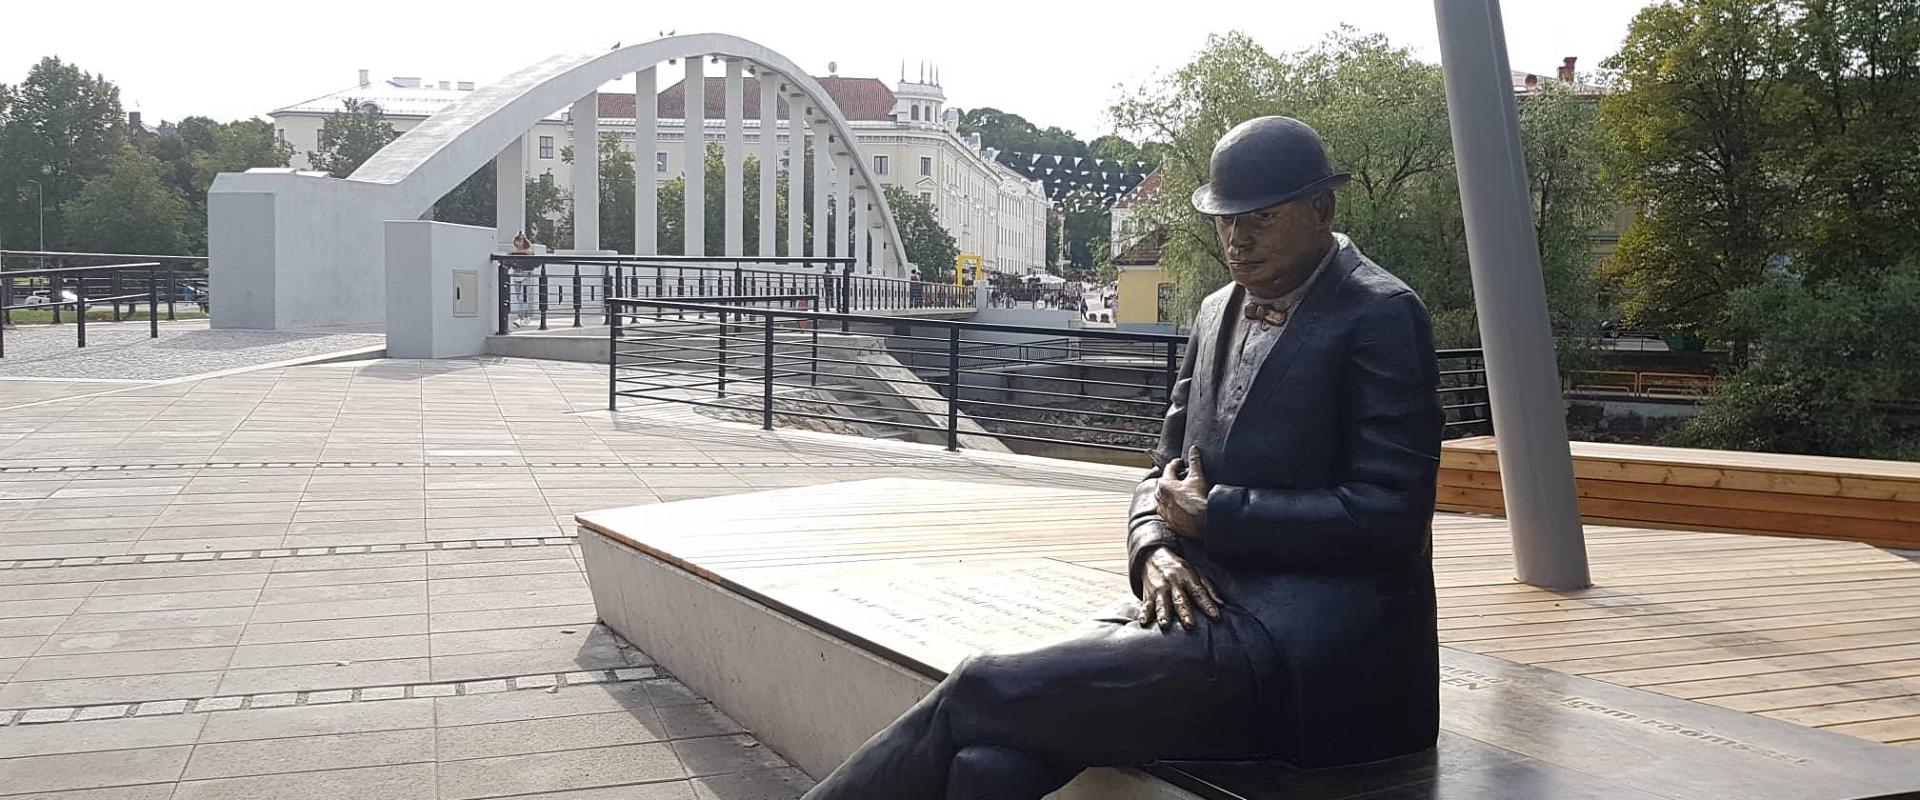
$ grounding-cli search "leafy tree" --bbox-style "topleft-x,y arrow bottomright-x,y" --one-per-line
0,56 -> 125,251
656,142 -> 793,256
1781,0 -> 1920,284
191,119 -> 293,195
60,146 -> 189,255
882,185 -> 957,279
1110,29 -> 1608,351
958,108 -> 1087,157
1597,0 -> 1797,343
307,99 -> 397,177
1670,258 -> 1920,458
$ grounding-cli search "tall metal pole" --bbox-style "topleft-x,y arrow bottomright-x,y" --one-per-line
1434,0 -> 1589,589
26,179 -> 45,267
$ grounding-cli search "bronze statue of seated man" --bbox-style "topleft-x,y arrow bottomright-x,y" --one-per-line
803,116 -> 1444,800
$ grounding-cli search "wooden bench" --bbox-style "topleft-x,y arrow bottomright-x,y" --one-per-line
578,479 -> 1920,799
1440,437 -> 1920,549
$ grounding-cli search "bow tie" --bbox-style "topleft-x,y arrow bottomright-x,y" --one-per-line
1243,300 -> 1290,329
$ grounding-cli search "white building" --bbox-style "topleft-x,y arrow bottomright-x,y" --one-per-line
270,67 -> 1049,274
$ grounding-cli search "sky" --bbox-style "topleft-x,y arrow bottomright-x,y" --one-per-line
6,0 -> 1651,141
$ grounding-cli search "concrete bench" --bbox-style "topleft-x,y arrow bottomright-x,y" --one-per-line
1439,437 -> 1920,549
579,479 -> 1920,799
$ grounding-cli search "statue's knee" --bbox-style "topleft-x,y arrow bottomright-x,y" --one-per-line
943,654 -> 1014,712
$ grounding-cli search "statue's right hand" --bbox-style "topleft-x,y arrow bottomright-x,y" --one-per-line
1136,547 -> 1223,631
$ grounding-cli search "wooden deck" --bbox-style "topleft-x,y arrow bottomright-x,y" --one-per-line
586,478 -> 1920,752
1439,437 -> 1920,549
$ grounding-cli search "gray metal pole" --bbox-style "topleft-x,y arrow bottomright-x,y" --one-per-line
1434,0 -> 1589,588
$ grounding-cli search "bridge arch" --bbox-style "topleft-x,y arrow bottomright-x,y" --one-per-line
348,33 -> 906,271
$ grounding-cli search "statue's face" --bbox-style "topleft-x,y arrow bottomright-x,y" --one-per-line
1213,194 -> 1333,298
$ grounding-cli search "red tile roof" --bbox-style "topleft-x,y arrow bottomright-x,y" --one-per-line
1114,230 -> 1167,266
597,76 -> 898,122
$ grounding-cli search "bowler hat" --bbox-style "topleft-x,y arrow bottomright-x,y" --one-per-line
1190,116 -> 1350,216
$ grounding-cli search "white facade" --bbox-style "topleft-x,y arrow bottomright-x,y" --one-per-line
270,70 -> 1049,274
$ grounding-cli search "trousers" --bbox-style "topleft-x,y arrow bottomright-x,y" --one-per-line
801,602 -> 1273,800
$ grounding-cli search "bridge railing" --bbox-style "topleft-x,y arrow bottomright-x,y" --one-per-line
2,250 -> 208,328
0,261 -> 171,357
606,294 -> 1494,456
492,255 -> 970,335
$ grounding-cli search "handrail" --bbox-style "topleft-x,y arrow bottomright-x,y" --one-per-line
0,249 -> 207,262
0,261 -> 167,357
606,295 -> 1492,459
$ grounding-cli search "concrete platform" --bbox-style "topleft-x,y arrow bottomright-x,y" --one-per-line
580,479 -> 1920,799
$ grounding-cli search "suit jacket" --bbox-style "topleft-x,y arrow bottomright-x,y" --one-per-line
1126,237 -> 1442,768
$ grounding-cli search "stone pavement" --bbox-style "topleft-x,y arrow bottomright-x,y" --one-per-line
0,356 -> 1135,798
0,320 -> 383,383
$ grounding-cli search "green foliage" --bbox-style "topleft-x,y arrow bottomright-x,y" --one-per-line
1111,29 -> 1608,351
958,108 -> 1087,157
306,99 -> 397,177
655,142 -> 794,256
60,146 -> 189,256
882,185 -> 957,280
1598,0 -> 1799,342
0,56 -> 125,251
1671,259 -> 1920,458
525,174 -> 572,248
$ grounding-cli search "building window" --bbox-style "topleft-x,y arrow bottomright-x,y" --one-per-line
538,136 -> 554,159
911,105 -> 921,121
873,155 -> 889,175
1156,283 -> 1177,324
920,156 -> 933,177
656,152 -> 668,173
920,191 -> 932,204
275,128 -> 285,142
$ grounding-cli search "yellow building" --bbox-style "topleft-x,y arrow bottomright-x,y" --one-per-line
1113,232 -> 1172,325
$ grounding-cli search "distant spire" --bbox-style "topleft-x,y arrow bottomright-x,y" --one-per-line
919,61 -> 926,83
900,59 -> 905,82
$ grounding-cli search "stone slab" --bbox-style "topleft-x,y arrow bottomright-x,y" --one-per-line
580,479 -> 1920,800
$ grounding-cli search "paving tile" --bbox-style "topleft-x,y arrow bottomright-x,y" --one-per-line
14,646 -> 234,682
243,595 -> 426,624
38,626 -> 246,656
0,745 -> 191,795
215,657 -> 429,696
198,698 -> 437,743
76,589 -> 260,615
692,767 -> 816,800
437,742 -> 686,800
673,735 -> 794,778
226,634 -> 428,669
481,780 -> 697,799
429,604 -> 598,633
170,762 -> 435,800
435,681 -> 653,727
57,607 -> 254,635
0,713 -> 206,758
181,728 -> 434,780
658,703 -> 748,740
436,708 -> 669,761
0,670 -> 223,708
238,614 -> 427,645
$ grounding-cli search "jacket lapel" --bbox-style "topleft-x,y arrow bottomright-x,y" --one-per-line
1182,286 -> 1240,452
1222,242 -> 1362,440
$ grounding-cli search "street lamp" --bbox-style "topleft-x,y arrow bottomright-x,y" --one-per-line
23,179 -> 45,266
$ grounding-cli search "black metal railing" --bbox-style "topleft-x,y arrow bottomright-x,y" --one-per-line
1,250 -> 209,325
493,254 -> 972,335
0,261 -> 172,357
607,295 -> 1494,457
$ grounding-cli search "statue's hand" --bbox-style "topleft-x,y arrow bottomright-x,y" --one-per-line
1156,446 -> 1210,540
1137,547 -> 1223,631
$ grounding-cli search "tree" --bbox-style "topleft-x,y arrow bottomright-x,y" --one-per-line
0,56 -> 125,251
1671,258 -> 1920,458
1598,0 -> 1797,343
656,142 -> 794,256
883,185 -> 957,279
307,99 -> 397,177
60,146 -> 189,255
1519,82 -> 1609,344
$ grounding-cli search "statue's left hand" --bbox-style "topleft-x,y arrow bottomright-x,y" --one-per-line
1156,445 -> 1210,539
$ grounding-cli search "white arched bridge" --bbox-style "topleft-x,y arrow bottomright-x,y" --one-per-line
209,33 -> 928,332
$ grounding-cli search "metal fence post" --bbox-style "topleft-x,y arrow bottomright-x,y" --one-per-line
762,313 -> 775,430
571,268 -> 583,328
603,268 -> 616,326
74,277 -> 86,348
497,261 -> 510,335
608,301 -> 621,411
717,307 -> 729,400
537,265 -> 549,331
946,326 -> 961,451
840,265 -> 852,333
165,266 -> 177,321
147,266 -> 158,339
109,272 -> 122,322
1164,341 -> 1179,404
